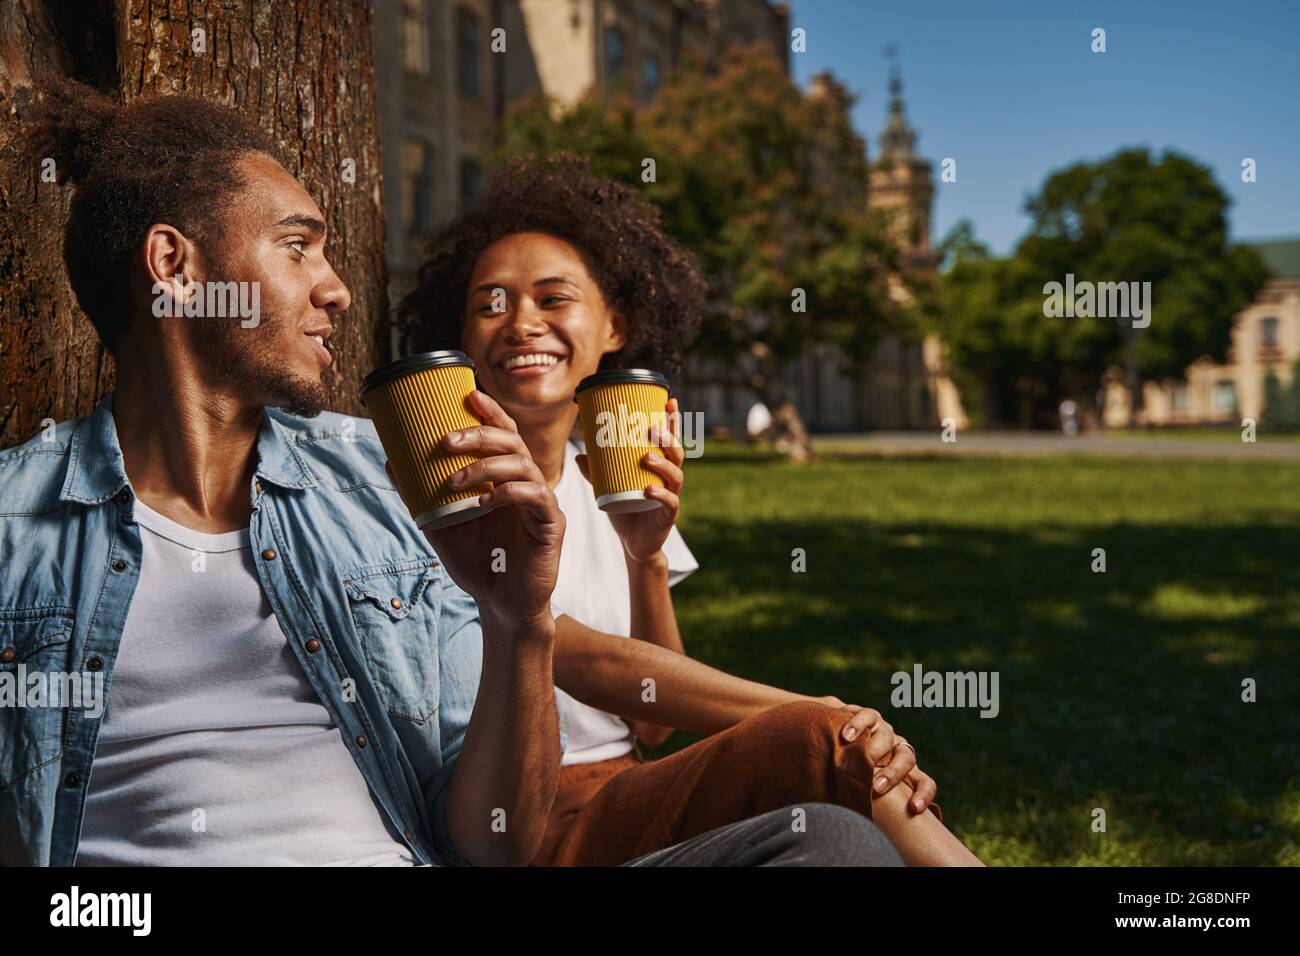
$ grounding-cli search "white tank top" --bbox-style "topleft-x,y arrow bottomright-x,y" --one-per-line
77,499 -> 415,866
549,439 -> 699,765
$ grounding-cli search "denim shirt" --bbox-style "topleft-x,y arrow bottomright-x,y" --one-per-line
0,392 -> 486,866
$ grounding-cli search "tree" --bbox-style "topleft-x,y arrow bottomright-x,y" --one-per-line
935,231 -> 1051,427
1018,148 -> 1268,426
490,48 -> 906,461
0,0 -> 387,449
938,150 -> 1269,428
1260,360 -> 1300,433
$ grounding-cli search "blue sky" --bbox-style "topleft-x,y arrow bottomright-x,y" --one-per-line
787,0 -> 1299,255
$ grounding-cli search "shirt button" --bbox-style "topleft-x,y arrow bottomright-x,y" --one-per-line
86,657 -> 103,672
64,772 -> 80,787
305,639 -> 320,653
255,481 -> 263,493
111,559 -> 127,572
261,548 -> 277,560
403,829 -> 414,842
390,597 -> 403,610
356,735 -> 368,748
0,647 -> 14,664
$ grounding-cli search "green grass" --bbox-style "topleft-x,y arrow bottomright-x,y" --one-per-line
646,446 -> 1300,865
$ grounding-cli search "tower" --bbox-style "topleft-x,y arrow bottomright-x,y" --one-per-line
868,59 -> 936,272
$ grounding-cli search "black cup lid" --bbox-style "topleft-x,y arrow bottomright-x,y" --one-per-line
573,368 -> 670,402
359,350 -> 476,402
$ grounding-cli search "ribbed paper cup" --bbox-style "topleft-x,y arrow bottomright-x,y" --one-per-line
574,369 -> 670,513
359,351 -> 490,530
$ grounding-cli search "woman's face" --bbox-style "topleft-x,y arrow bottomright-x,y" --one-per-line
460,231 -> 625,425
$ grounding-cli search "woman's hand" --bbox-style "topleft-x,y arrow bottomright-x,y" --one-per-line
820,697 -> 938,815
575,396 -> 684,564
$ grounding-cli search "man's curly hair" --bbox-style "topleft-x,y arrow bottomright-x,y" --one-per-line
27,79 -> 280,354
396,153 -> 705,381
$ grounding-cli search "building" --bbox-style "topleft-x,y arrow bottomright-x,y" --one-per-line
375,0 -> 502,298
1102,239 -> 1300,427
374,2 -> 962,432
504,0 -> 785,110
377,0 -> 787,298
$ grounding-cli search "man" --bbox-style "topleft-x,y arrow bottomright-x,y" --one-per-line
0,81 -> 899,866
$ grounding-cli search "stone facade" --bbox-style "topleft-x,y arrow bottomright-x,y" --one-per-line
1102,240 -> 1300,427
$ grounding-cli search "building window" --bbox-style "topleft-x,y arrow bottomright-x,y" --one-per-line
1172,384 -> 1190,412
402,140 -> 434,236
604,27 -> 624,81
460,158 -> 482,207
642,53 -> 661,100
1212,380 -> 1237,413
402,0 -> 429,76
457,6 -> 480,97
1260,316 -> 1279,350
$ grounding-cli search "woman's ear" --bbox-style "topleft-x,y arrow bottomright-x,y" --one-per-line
605,308 -> 628,354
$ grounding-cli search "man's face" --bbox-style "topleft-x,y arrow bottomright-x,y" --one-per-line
186,153 -> 351,417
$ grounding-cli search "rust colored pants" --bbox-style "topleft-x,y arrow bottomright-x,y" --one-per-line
531,700 -> 943,867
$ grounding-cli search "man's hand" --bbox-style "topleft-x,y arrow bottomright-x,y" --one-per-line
820,697 -> 937,815
386,389 -> 564,637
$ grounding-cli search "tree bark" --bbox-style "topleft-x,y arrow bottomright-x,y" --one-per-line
0,0 -> 387,450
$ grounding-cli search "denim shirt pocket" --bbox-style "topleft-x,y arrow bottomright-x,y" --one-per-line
340,558 -> 443,727
0,608 -> 76,789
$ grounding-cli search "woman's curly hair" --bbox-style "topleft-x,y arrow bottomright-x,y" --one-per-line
396,153 -> 705,381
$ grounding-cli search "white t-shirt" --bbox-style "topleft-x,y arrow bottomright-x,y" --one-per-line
550,438 -> 699,765
77,499 -> 416,866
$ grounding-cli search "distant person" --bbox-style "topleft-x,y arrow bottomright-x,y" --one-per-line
1059,398 -> 1080,437
746,400 -> 773,443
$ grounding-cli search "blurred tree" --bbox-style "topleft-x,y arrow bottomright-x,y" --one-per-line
0,0 -> 387,448
490,48 -> 907,461
938,150 -> 1269,428
1260,361 -> 1300,433
1020,148 -> 1268,426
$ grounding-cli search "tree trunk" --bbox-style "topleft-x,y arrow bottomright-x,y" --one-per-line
0,0 -> 387,450
749,340 -> 814,463
1122,328 -> 1143,428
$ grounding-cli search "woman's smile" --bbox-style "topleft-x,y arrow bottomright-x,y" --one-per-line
497,350 -> 566,377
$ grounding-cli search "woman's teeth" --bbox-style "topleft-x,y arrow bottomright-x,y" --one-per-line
502,353 -> 560,370
310,334 -> 324,347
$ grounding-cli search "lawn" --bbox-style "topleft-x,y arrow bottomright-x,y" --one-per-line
647,443 -> 1300,865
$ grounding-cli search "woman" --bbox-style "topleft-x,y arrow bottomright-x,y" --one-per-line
398,154 -> 982,866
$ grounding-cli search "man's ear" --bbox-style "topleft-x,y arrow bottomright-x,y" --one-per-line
142,223 -> 201,308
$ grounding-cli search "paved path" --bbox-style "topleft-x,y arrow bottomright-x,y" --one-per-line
813,432 -> 1300,461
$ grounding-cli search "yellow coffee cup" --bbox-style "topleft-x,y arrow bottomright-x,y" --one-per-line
574,368 -> 671,513
359,350 -> 491,530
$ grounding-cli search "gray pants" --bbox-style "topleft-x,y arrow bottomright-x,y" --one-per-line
622,804 -> 903,867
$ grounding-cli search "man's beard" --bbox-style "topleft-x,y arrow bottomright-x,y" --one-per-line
198,305 -> 329,418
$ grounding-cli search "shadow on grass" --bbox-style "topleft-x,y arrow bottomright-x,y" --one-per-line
646,517 -> 1300,864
